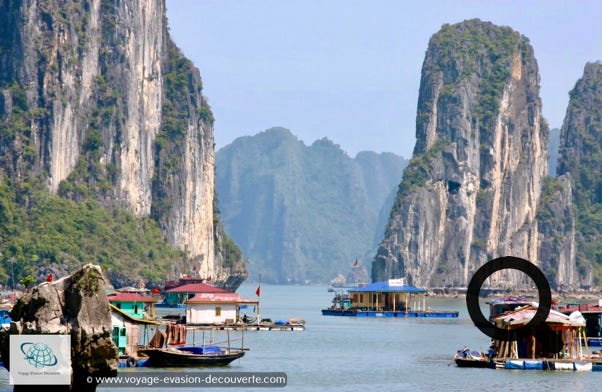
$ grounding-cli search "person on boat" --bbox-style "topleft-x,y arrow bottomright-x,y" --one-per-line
487,341 -> 498,359
243,314 -> 249,323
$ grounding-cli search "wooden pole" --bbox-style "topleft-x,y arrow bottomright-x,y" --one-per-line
531,335 -> 535,359
241,325 -> 245,350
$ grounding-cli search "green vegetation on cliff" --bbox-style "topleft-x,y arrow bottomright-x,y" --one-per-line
0,182 -> 184,288
422,19 -> 528,136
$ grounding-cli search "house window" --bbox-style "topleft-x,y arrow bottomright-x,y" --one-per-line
134,304 -> 139,314
215,307 -> 221,317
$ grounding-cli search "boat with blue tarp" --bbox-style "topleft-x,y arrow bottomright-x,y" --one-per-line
321,278 -> 459,318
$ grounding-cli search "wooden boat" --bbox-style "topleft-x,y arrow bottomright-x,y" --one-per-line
138,325 -> 246,367
138,346 -> 245,367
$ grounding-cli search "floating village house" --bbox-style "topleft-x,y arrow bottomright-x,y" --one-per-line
110,304 -> 159,359
492,304 -> 587,361
164,282 -> 229,306
108,292 -> 157,319
185,292 -> 259,325
322,278 -> 458,317
348,278 -> 427,312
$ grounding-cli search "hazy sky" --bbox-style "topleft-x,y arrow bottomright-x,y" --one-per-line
166,0 -> 601,159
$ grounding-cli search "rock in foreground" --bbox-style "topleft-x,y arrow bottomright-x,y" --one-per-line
0,264 -> 118,391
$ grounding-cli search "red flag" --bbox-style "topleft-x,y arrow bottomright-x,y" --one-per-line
255,285 -> 261,297
353,259 -> 359,267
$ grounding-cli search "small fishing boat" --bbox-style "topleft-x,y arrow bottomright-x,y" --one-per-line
138,346 -> 245,367
138,325 -> 247,367
453,347 -> 492,368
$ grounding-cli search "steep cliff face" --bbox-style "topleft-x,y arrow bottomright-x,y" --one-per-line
373,20 -> 548,288
0,0 -> 244,287
537,175 -> 580,289
553,62 -> 602,287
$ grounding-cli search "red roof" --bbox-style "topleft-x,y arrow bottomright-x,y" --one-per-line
185,292 -> 258,304
108,292 -> 157,303
165,283 -> 227,294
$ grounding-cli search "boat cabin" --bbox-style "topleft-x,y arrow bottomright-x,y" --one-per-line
108,292 -> 157,319
185,292 -> 259,325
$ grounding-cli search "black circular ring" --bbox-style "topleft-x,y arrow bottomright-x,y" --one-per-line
466,256 -> 551,341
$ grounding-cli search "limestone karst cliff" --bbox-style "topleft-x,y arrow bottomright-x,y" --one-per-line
373,20 -> 549,288
0,0 -> 245,288
551,62 -> 602,288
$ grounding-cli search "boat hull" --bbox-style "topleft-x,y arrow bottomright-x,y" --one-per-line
138,347 -> 245,367
454,358 -> 492,368
321,309 -> 459,318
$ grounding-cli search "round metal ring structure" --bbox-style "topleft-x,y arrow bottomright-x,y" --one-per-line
465,256 -> 551,341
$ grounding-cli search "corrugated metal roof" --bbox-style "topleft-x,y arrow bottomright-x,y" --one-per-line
349,281 -> 427,293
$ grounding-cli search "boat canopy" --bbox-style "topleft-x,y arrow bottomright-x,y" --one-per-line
348,279 -> 427,293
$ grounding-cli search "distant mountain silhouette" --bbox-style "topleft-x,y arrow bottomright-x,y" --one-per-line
216,127 -> 407,283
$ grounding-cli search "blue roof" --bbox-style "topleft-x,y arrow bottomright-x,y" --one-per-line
349,281 -> 427,293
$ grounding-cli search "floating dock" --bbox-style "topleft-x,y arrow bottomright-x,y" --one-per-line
321,309 -> 458,317
493,358 -> 602,371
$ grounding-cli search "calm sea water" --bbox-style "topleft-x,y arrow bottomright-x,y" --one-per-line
0,284 -> 599,391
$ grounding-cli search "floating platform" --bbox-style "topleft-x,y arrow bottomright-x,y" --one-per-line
321,309 -> 459,318
496,359 -> 602,371
183,322 -> 306,331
